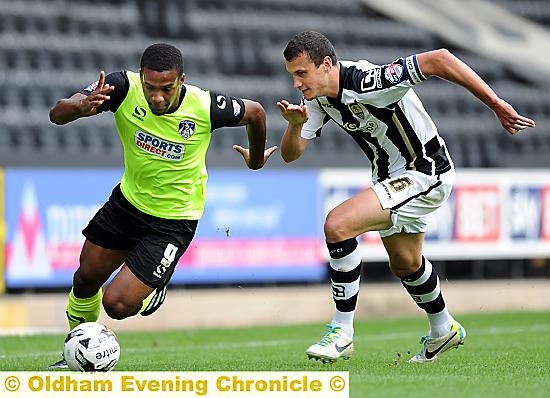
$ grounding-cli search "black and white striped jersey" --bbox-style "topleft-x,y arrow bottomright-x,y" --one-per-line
301,54 -> 454,182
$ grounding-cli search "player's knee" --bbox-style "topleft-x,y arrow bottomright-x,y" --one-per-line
324,212 -> 348,242
388,253 -> 422,277
102,295 -> 136,320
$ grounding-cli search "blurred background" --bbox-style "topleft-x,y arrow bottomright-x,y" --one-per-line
0,0 -> 549,332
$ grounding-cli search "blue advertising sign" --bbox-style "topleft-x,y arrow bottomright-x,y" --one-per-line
508,186 -> 542,240
5,169 -> 122,288
173,169 -> 325,284
4,169 -> 324,288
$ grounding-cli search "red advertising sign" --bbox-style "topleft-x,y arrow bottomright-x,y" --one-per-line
454,186 -> 500,242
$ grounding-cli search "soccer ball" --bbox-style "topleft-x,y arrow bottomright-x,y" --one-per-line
63,322 -> 121,372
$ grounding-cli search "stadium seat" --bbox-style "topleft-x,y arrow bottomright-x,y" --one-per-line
0,0 -> 548,168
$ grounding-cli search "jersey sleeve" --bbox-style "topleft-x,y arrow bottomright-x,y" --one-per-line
341,55 -> 427,107
402,54 -> 427,85
209,91 -> 245,131
80,71 -> 129,113
301,98 -> 330,139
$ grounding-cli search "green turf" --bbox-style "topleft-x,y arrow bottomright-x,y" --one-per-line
1,311 -> 549,397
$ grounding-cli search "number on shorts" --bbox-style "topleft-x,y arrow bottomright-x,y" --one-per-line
160,243 -> 178,267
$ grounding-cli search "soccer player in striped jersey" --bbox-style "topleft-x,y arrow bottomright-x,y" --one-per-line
278,31 -> 535,363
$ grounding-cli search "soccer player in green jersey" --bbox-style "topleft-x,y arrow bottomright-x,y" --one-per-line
48,43 -> 277,369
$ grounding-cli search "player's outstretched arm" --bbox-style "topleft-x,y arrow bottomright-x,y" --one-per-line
49,71 -> 115,125
277,100 -> 309,163
233,99 -> 277,170
416,49 -> 536,135
485,97 -> 536,135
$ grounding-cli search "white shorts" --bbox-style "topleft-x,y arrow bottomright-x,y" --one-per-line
372,169 -> 455,238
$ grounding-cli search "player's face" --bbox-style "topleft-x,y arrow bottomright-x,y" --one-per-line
141,68 -> 184,115
285,53 -> 332,100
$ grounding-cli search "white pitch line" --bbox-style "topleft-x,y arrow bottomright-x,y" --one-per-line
0,328 -> 65,337
1,322 -> 549,360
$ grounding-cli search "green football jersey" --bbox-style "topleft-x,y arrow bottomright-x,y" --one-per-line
113,72 -> 213,219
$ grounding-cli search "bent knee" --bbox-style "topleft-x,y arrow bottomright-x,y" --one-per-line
102,295 -> 138,320
388,254 -> 422,277
324,213 -> 350,242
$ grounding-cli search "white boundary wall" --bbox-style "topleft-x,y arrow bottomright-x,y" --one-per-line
0,280 -> 548,333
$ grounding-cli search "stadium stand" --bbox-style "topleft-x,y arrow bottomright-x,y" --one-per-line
0,0 -> 548,168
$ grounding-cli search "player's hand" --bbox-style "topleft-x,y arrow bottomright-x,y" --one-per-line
233,144 -> 278,169
79,70 -> 115,114
493,98 -> 535,135
277,100 -> 309,126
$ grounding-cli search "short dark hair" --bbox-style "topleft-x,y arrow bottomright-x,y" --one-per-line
283,31 -> 337,67
140,43 -> 184,75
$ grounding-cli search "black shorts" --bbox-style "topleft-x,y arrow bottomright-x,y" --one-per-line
83,185 -> 198,288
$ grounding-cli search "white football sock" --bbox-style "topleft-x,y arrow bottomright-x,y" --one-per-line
427,308 -> 454,337
331,310 -> 355,338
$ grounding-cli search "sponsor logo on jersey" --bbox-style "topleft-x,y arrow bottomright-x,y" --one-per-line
384,63 -> 404,85
132,106 -> 147,121
135,131 -> 184,161
232,99 -> 241,117
343,122 -> 360,131
83,80 -> 99,93
349,103 -> 365,119
360,68 -> 382,91
178,120 -> 196,139
216,95 -> 227,109
343,121 -> 379,134
363,121 -> 378,133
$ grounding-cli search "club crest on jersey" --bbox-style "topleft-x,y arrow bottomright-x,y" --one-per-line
384,63 -> 404,85
179,120 -> 196,139
349,103 -> 365,119
388,177 -> 412,192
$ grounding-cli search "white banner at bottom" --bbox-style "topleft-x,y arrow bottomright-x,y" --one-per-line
1,371 -> 349,398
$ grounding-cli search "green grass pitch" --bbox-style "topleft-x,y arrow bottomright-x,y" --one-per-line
1,311 -> 549,398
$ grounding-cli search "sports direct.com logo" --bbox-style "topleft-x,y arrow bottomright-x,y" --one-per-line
134,131 -> 184,161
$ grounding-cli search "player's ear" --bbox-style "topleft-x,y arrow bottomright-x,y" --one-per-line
323,56 -> 333,71
180,73 -> 186,83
